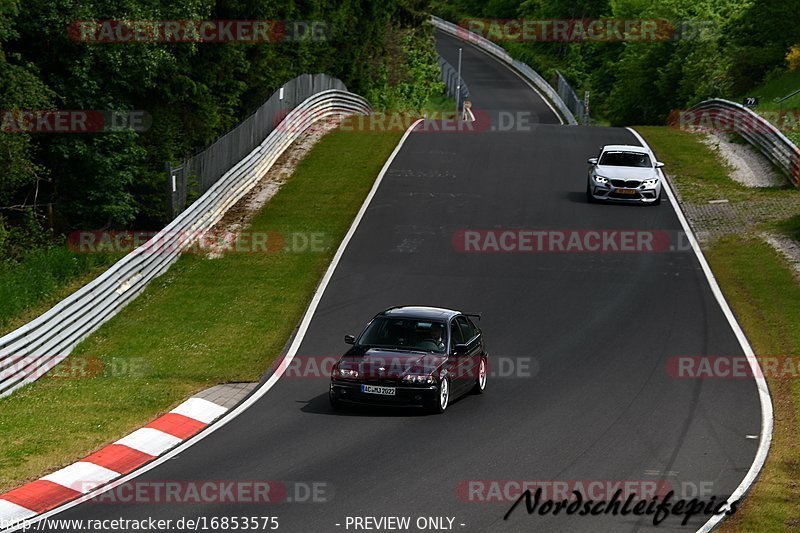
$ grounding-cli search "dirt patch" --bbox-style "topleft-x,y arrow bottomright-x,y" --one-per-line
700,131 -> 786,187
202,117 -> 344,259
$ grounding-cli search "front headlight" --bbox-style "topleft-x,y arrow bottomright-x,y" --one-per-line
402,374 -> 435,384
643,177 -> 659,187
335,368 -> 359,379
593,175 -> 609,184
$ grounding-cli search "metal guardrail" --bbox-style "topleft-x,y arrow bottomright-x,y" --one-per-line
684,98 -> 800,187
438,56 -> 469,110
775,87 -> 800,105
555,70 -> 588,125
167,74 -> 350,218
0,83 -> 371,398
430,16 -> 578,125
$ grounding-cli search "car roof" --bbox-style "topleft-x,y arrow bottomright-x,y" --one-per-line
601,144 -> 649,153
378,306 -> 461,320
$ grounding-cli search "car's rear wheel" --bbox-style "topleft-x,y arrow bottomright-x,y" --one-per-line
430,377 -> 450,414
472,357 -> 487,394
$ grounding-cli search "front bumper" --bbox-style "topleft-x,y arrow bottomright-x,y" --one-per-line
589,180 -> 661,203
330,380 -> 439,407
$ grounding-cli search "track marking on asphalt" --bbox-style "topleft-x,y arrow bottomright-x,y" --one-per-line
626,126 -> 773,533
7,119 -> 425,528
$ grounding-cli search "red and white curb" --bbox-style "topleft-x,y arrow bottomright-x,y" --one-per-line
0,397 -> 227,522
0,123 -> 421,531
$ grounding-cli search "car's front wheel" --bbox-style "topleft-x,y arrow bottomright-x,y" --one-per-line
430,377 -> 450,414
472,357 -> 487,394
586,182 -> 596,203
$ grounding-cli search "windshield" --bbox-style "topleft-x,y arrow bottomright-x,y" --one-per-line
358,317 -> 447,353
599,151 -> 652,168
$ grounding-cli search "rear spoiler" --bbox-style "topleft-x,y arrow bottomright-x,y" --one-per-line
464,313 -> 482,321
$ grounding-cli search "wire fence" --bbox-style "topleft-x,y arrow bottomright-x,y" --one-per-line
555,70 -> 588,125
438,56 -> 470,110
0,81 -> 371,399
167,73 -> 350,219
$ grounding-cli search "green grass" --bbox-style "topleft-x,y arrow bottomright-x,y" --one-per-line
706,237 -> 800,532
635,126 -> 746,202
743,68 -> 800,145
746,68 -> 800,111
0,248 -> 117,336
635,126 -> 794,203
639,125 -> 800,532
775,214 -> 800,240
418,93 -> 459,123
424,93 -> 457,113
0,126 -> 404,492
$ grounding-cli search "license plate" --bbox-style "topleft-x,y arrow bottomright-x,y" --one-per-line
616,188 -> 637,195
361,384 -> 396,396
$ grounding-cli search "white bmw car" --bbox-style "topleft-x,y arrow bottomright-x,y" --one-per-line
586,145 -> 664,205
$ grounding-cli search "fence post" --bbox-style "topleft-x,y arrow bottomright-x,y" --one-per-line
165,161 -> 176,221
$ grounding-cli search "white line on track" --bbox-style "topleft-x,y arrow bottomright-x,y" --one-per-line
627,127 -> 773,533
6,118 -> 426,531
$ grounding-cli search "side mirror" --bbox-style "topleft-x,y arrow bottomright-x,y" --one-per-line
452,343 -> 468,355
655,161 -> 665,168
344,334 -> 355,345
587,157 -> 598,165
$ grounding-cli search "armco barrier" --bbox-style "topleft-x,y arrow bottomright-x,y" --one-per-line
681,99 -> 800,187
431,16 -> 578,125
0,85 -> 371,398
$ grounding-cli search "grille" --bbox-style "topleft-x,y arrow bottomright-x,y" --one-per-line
610,179 -> 642,188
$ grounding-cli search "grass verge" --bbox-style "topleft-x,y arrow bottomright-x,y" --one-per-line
705,236 -> 800,532
635,126 -> 794,203
640,126 -> 800,531
0,126 -> 404,492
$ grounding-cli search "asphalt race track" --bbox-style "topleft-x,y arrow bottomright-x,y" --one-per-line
43,30 -> 763,533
